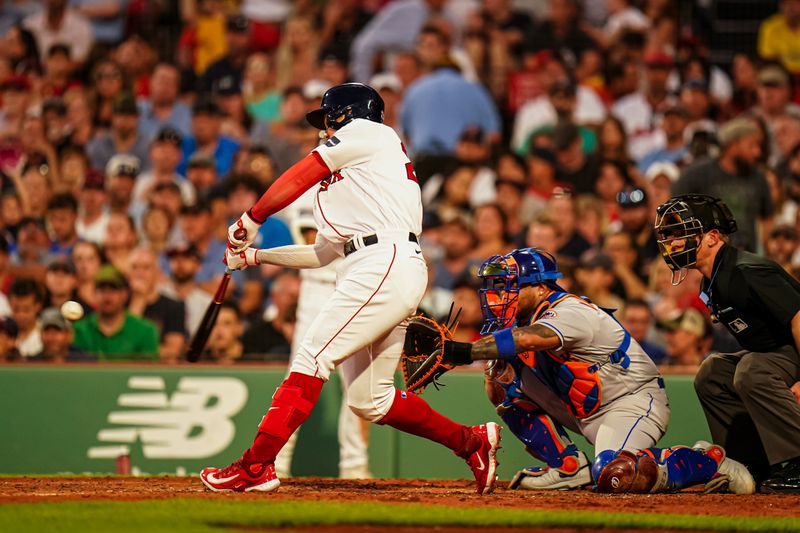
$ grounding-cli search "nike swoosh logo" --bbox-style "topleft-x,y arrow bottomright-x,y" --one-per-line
268,407 -> 279,412
475,453 -> 485,471
207,472 -> 239,484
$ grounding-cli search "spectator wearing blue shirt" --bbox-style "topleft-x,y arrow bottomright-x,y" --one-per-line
177,201 -> 228,291
401,63 -> 500,174
637,104 -> 690,173
137,63 -> 193,142
179,97 -> 240,178
72,0 -> 128,45
45,193 -> 79,258
350,0 -> 458,84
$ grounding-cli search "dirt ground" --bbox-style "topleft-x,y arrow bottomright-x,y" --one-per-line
0,476 -> 799,520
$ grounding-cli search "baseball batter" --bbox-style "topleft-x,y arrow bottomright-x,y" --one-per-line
274,207 -> 371,479
423,248 -> 754,493
201,83 -> 501,494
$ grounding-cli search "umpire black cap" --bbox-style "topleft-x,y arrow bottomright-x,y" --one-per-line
306,83 -> 384,131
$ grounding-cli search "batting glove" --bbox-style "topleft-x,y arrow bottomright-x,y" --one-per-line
228,210 -> 261,253
225,247 -> 261,271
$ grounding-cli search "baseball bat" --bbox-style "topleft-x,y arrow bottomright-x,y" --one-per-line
185,227 -> 246,362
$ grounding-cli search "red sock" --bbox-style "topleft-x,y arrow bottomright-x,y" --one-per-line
245,372 -> 324,465
378,389 -> 477,457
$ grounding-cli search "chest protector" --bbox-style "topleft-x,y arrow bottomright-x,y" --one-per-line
517,292 -> 632,419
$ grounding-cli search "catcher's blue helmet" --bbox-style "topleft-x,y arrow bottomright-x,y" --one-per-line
306,83 -> 384,130
478,248 -> 563,334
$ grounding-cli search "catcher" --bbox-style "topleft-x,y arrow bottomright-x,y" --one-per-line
403,247 -> 755,493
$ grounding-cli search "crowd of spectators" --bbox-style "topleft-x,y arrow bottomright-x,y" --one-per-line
0,0 -> 798,369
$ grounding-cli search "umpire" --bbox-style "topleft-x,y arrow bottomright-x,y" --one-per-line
654,194 -> 800,493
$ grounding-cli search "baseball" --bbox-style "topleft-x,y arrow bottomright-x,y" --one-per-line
60,301 -> 84,321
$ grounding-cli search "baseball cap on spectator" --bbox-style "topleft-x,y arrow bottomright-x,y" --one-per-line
528,146 -> 557,165
180,199 -> 211,215
578,253 -> 614,272
47,43 -> 71,59
224,173 -> 262,196
758,64 -> 790,87
370,72 -> 402,93
226,14 -> 249,33
166,242 -> 201,260
644,51 -> 674,69
0,317 -> 18,338
112,93 -> 138,116
661,308 -> 709,338
47,257 -> 76,275
212,75 -> 240,96
617,187 -> 648,209
553,122 -> 581,151
663,104 -> 690,119
106,154 -> 140,178
187,152 -> 215,169
153,126 -> 183,146
40,308 -> 71,332
644,162 -> 680,183
42,97 -> 67,116
1,75 -> 31,92
548,79 -> 577,98
18,216 -> 46,231
192,97 -> 223,116
303,79 -> 331,100
770,225 -> 798,240
717,117 -> 759,148
153,181 -> 182,196
94,264 -> 128,289
682,78 -> 709,93
84,168 -> 106,190
319,45 -> 349,65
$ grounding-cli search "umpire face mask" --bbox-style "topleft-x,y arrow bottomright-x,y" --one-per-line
654,201 -> 704,285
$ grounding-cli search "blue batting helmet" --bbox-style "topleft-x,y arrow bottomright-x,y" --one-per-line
306,83 -> 384,130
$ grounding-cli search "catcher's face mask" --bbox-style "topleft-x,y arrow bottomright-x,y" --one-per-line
479,255 -> 520,334
654,199 -> 704,284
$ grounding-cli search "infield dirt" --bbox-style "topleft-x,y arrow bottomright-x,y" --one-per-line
1,476 -> 799,519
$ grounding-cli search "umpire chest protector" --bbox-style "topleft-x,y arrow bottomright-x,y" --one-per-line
701,244 -> 800,352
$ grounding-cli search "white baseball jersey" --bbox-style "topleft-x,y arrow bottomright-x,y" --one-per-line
312,119 -> 423,244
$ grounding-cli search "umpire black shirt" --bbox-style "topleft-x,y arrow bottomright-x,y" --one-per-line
701,244 -> 800,352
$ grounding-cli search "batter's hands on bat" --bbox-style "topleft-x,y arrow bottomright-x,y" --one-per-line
225,247 -> 260,270
228,211 -> 261,252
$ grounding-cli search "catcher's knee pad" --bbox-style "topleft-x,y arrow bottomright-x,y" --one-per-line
593,450 -> 661,494
500,405 -> 576,469
346,380 -> 394,422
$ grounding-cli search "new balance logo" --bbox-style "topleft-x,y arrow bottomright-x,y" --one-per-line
88,376 -> 248,460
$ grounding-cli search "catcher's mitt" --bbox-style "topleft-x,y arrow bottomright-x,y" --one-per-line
401,315 -> 455,392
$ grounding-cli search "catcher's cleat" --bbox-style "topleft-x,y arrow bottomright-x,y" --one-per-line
693,441 -> 755,495
201,458 -> 280,493
509,451 -> 592,490
465,422 -> 502,495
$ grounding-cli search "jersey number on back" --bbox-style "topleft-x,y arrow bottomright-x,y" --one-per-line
400,142 -> 418,183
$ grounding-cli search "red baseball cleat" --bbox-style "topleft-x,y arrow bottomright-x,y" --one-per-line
200,457 -> 280,492
464,422 -> 501,495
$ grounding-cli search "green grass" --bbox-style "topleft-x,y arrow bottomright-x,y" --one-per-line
1,499 -> 799,533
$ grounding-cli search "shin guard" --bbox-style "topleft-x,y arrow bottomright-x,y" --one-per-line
500,404 -> 578,468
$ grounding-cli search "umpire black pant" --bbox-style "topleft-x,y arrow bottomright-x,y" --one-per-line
694,346 -> 800,480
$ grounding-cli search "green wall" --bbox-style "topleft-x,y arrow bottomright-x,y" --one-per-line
0,366 -> 710,479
